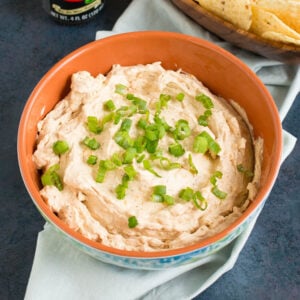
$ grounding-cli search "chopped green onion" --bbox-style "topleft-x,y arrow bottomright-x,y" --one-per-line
146,139 -> 159,154
193,135 -> 208,153
128,216 -> 138,228
86,116 -> 102,134
198,110 -> 212,127
156,94 -> 171,113
143,160 -> 161,177
210,171 -> 223,185
52,140 -> 69,155
150,149 -> 163,160
210,171 -> 227,200
163,195 -> 175,205
153,185 -> 166,196
120,118 -> 132,132
137,118 -> 148,129
127,95 -> 148,113
153,115 -> 171,132
195,94 -> 214,109
211,186 -> 227,199
151,185 -> 174,206
188,154 -> 198,174
111,153 -> 123,166
145,125 -> 159,141
101,112 -> 115,127
123,147 -> 137,164
124,165 -> 137,180
115,83 -> 127,95
134,136 -> 146,153
103,159 -> 117,170
126,93 -> 134,100
121,174 -> 130,187
136,154 -> 145,163
95,160 -> 107,183
104,100 -> 116,111
179,187 -> 194,201
113,112 -> 122,125
116,184 -> 127,199
86,155 -> 97,165
41,164 -> 63,191
152,193 -> 164,202
114,106 -> 137,124
179,187 -> 208,210
159,157 -> 181,170
193,191 -> 208,210
114,131 -> 134,149
168,143 -> 185,157
82,137 -> 100,150
173,119 -> 191,140
198,131 -> 221,155
176,92 -> 185,101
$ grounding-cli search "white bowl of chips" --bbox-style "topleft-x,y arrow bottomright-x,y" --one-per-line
172,0 -> 300,63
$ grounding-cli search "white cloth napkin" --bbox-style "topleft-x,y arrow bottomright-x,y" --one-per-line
25,1 -> 299,299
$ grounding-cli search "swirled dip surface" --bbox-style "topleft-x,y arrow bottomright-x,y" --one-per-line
33,62 -> 263,251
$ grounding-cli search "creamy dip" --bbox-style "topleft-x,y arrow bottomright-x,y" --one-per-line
33,62 -> 263,251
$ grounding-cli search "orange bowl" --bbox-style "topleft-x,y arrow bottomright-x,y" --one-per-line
18,31 -> 282,269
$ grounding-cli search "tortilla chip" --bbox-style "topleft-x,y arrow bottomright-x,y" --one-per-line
251,6 -> 300,40
256,0 -> 300,33
195,0 -> 253,31
262,31 -> 300,46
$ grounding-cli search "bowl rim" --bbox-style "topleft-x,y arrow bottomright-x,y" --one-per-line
17,30 -> 283,258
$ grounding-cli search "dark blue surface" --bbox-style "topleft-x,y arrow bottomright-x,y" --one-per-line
0,1 -> 299,299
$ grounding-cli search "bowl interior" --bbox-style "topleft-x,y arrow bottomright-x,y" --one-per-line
18,31 -> 282,257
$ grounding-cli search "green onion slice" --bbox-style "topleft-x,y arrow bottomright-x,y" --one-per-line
211,186 -> 227,199
193,135 -> 208,154
128,216 -> 138,228
41,164 -> 63,191
82,137 -> 100,150
116,184 -> 127,199
188,154 -> 198,174
124,165 -> 137,180
179,187 -> 194,201
143,160 -> 161,177
174,119 -> 191,140
176,92 -> 185,102
168,143 -> 185,157
114,130 -> 134,149
153,185 -> 166,196
104,100 -> 116,111
115,83 -> 127,95
52,140 -> 69,155
193,191 -> 208,210
210,170 -> 223,185
198,131 -> 221,155
86,155 -> 97,165
163,195 -> 175,205
111,153 -> 123,167
95,160 -> 107,183
159,157 -> 181,170
195,94 -> 214,109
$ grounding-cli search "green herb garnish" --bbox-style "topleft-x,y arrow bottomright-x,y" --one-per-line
104,100 -> 116,111
168,143 -> 185,157
82,137 -> 100,150
195,94 -> 214,109
52,140 -> 69,155
41,164 -> 63,191
86,155 -> 97,165
128,216 -> 138,228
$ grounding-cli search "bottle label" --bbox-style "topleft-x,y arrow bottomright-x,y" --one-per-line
48,0 -> 103,23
